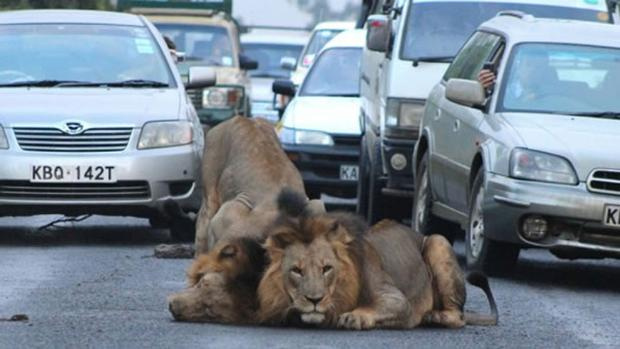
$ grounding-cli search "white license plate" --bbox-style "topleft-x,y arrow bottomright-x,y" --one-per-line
31,165 -> 116,183
340,165 -> 359,181
603,205 -> 620,228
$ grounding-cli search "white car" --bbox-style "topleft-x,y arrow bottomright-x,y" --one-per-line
274,29 -> 365,199
241,29 -> 308,123
287,21 -> 356,86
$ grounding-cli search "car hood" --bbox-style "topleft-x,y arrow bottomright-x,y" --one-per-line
250,77 -> 276,103
500,112 -> 620,180
282,96 -> 361,135
0,88 -> 181,128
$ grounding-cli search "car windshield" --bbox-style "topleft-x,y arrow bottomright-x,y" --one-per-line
242,43 -> 303,79
0,24 -> 173,87
299,29 -> 344,67
300,47 -> 361,97
401,1 -> 611,62
498,43 -> 620,115
156,24 -> 235,67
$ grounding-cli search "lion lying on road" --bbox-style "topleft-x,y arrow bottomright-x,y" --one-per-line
168,117 -> 320,323
258,189 -> 498,329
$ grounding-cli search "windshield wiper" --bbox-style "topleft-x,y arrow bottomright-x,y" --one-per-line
567,111 -> 620,119
251,73 -> 288,79
0,80 -> 85,87
58,79 -> 170,88
324,93 -> 359,97
411,56 -> 454,65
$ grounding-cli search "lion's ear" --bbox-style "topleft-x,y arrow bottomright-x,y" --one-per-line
327,222 -> 354,245
265,230 -> 297,251
305,199 -> 326,216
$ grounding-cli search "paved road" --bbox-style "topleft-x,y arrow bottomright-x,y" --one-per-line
1,215 -> 619,349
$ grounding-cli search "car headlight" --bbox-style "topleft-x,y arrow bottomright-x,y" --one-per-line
138,121 -> 192,149
202,87 -> 244,109
278,127 -> 334,146
510,148 -> 578,185
0,126 -> 8,149
385,99 -> 425,132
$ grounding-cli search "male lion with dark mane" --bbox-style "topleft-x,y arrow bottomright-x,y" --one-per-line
168,116 -> 321,323
258,189 -> 498,330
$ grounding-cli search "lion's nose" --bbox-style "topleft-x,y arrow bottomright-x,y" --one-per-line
305,295 -> 324,305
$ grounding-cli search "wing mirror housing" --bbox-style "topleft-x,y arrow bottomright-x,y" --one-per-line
445,78 -> 486,108
280,56 -> 297,71
239,54 -> 258,70
185,66 -> 217,90
366,14 -> 390,52
272,79 -> 296,97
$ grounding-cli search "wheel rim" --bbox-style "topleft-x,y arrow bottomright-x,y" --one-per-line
414,169 -> 429,232
469,186 -> 485,259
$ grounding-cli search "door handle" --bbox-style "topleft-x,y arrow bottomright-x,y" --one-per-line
433,109 -> 441,120
453,120 -> 461,131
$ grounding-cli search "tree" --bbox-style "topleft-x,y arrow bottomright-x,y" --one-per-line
287,0 -> 360,27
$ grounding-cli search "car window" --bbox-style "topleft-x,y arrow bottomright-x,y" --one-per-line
401,1 -> 611,62
242,43 -> 303,79
299,29 -> 344,67
498,43 -> 620,114
443,31 -> 501,82
300,47 -> 362,97
156,24 -> 235,67
0,24 -> 173,86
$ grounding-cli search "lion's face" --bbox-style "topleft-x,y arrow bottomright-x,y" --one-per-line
258,213 -> 363,327
168,238 -> 265,323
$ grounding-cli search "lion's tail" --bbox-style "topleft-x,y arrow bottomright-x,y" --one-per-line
464,271 -> 498,326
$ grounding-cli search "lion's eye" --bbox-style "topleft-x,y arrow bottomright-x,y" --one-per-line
322,265 -> 333,275
290,267 -> 303,276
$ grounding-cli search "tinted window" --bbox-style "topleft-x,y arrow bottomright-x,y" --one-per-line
156,24 -> 234,67
242,43 -> 303,79
499,43 -> 620,114
0,24 -> 172,86
300,48 -> 362,97
443,31 -> 500,81
401,1 -> 610,61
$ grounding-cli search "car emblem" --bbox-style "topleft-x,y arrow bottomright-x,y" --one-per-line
63,122 -> 84,135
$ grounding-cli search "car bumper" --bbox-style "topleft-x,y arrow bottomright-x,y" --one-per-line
484,172 -> 620,256
250,102 -> 279,124
381,137 -> 415,195
283,143 -> 360,198
197,108 -> 237,126
0,145 -> 202,218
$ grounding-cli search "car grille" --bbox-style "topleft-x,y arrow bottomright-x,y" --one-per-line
186,89 -> 203,110
0,181 -> 150,200
14,127 -> 132,153
332,134 -> 361,147
587,170 -> 620,196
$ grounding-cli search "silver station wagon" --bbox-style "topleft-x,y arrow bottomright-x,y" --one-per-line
413,12 -> 620,274
0,10 -> 215,239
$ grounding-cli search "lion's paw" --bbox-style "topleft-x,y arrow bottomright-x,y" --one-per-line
337,310 -> 376,330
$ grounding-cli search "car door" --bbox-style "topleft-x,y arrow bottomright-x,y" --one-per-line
434,31 -> 502,212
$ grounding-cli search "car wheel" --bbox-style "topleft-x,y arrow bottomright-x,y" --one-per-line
356,136 -> 370,216
466,168 -> 520,275
412,152 -> 456,243
169,217 -> 196,242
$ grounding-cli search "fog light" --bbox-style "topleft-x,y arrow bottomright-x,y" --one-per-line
390,153 -> 407,171
522,216 -> 548,241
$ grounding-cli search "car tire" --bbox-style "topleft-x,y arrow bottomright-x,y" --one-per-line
356,135 -> 371,216
412,152 -> 457,243
466,168 -> 520,275
169,217 -> 196,242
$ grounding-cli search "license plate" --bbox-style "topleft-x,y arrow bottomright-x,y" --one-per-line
603,205 -> 620,228
31,165 -> 116,183
340,165 -> 359,181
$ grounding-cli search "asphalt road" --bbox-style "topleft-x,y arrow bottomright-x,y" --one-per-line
1,215 -> 619,349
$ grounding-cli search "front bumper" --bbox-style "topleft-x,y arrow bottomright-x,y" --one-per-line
0,141 -> 202,218
250,101 -> 279,124
484,172 -> 620,257
197,108 -> 237,126
283,142 -> 360,198
381,137 -> 415,195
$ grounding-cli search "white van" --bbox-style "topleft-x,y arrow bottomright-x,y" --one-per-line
358,0 -> 614,223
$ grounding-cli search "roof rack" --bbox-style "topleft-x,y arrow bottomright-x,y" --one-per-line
496,10 -> 534,21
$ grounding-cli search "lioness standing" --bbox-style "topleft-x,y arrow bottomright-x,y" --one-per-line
258,189 -> 498,330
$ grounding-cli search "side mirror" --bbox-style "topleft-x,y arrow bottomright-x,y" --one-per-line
175,51 -> 186,63
272,79 -> 296,97
185,66 -> 217,89
445,78 -> 486,107
366,14 -> 390,52
280,56 -> 297,71
239,54 -> 258,70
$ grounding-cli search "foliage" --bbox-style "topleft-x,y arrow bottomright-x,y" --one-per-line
287,0 -> 360,26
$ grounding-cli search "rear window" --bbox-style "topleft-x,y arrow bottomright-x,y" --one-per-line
401,1 -> 611,61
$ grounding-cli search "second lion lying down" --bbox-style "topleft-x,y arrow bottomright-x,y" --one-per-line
257,189 -> 498,330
